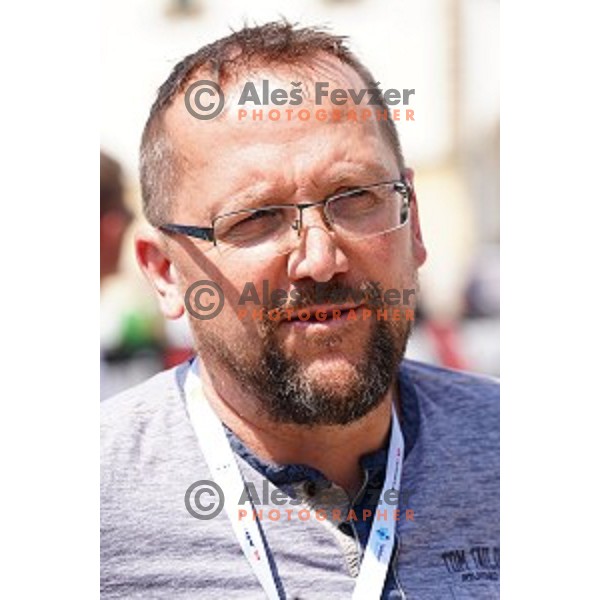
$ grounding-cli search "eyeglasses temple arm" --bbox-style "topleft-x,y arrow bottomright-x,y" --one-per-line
158,224 -> 215,243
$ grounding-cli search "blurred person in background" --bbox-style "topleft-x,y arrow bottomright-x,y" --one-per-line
100,150 -> 165,399
100,151 -> 132,283
101,22 -> 499,599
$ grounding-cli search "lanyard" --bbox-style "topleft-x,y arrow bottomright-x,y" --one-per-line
184,365 -> 404,600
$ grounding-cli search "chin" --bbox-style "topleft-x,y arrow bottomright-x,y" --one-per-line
300,357 -> 361,392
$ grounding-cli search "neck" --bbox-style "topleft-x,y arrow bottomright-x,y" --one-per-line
196,357 -> 396,495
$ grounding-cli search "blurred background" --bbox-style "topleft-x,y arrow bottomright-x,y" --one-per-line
100,0 -> 499,399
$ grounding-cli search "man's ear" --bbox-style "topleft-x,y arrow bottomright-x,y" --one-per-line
404,168 -> 427,268
135,225 -> 185,320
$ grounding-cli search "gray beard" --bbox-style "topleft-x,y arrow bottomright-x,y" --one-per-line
200,315 -> 411,427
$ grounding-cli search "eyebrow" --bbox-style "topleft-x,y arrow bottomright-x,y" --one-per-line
214,182 -> 291,217
322,162 -> 396,190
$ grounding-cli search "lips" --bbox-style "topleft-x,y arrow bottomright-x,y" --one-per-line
286,303 -> 364,322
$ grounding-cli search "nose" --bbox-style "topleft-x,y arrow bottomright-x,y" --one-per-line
287,208 -> 349,282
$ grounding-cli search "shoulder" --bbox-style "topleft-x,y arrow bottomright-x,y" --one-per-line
100,361 -> 191,464
400,361 -> 499,502
400,359 -> 499,440
401,359 -> 499,402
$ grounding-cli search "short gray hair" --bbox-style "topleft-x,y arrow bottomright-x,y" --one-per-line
139,20 -> 405,225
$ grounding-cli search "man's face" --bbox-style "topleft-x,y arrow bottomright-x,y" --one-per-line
159,58 -> 426,425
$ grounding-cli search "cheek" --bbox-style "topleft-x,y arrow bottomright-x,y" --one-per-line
212,270 -> 285,336
354,232 -> 415,280
176,246 -> 288,338
356,237 -> 419,311
227,259 -> 290,306
187,302 -> 257,357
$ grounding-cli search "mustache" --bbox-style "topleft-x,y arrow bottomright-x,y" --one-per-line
263,280 -> 386,313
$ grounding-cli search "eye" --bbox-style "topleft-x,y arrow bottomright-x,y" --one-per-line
328,188 -> 383,220
217,207 -> 286,244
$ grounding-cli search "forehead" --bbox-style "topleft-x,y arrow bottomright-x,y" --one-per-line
163,56 -> 399,218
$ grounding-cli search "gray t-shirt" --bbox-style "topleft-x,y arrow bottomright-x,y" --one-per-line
101,359 -> 499,599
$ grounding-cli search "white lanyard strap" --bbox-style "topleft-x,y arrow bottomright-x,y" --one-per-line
185,369 -> 280,600
184,366 -> 404,600
351,394 -> 404,600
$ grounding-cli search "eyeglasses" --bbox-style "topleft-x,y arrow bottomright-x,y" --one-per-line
159,178 -> 412,258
